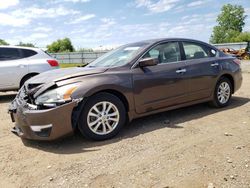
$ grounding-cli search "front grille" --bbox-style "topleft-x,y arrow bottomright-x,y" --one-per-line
17,85 -> 36,104
15,86 -> 28,105
17,86 -> 28,100
10,85 -> 39,112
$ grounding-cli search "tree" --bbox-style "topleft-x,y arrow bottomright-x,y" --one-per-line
0,39 -> 9,45
231,32 -> 250,42
16,42 -> 35,47
47,38 -> 74,53
210,4 -> 247,43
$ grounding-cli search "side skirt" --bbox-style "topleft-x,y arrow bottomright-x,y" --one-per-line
128,97 -> 212,121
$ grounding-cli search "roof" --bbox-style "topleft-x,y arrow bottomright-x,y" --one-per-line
138,38 -> 207,44
0,45 -> 41,51
127,38 -> 216,49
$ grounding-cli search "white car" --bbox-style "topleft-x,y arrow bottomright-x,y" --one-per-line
0,46 -> 59,91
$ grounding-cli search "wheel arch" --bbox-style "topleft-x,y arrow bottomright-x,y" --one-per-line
91,89 -> 129,112
20,72 -> 39,88
219,74 -> 235,93
71,89 -> 130,130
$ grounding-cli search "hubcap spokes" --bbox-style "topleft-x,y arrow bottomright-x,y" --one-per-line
87,101 -> 120,135
217,82 -> 230,104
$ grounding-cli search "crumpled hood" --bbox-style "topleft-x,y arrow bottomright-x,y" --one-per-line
26,67 -> 108,84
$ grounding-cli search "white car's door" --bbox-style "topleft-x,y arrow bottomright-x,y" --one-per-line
0,48 -> 28,90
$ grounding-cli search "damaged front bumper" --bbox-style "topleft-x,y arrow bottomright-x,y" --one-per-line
9,99 -> 78,141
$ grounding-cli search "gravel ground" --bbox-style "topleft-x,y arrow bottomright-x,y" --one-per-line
0,62 -> 250,188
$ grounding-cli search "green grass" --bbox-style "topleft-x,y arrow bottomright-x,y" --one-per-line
60,63 -> 86,68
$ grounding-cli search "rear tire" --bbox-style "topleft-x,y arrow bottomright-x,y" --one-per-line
78,92 -> 126,141
210,77 -> 232,108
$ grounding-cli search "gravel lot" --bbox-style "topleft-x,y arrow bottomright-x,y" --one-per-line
0,61 -> 250,188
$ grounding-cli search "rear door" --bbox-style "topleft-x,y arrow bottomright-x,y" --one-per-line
0,48 -> 29,90
132,41 -> 189,114
181,41 -> 220,100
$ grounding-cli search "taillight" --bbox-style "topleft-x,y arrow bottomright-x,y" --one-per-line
233,59 -> 241,66
47,60 -> 59,67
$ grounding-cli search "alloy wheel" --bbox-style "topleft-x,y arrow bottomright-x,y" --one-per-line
217,82 -> 231,104
87,101 -> 120,135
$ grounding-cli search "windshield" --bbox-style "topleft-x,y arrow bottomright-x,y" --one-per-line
87,43 -> 148,68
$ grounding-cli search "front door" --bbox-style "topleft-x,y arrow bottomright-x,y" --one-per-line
132,41 -> 189,114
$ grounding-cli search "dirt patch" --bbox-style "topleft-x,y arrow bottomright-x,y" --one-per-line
0,68 -> 250,188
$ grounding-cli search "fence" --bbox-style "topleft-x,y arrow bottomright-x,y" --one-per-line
50,51 -> 108,64
50,42 -> 248,64
213,42 -> 248,50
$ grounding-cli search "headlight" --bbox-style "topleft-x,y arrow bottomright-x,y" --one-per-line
35,84 -> 79,105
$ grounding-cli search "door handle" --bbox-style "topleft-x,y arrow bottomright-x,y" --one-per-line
176,69 -> 186,74
211,63 -> 219,67
19,64 -> 26,68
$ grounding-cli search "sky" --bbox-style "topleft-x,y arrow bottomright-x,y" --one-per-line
0,0 -> 250,49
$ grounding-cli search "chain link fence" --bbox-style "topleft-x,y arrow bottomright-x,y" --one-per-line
213,42 -> 248,50
49,51 -> 108,64
49,42 -> 248,64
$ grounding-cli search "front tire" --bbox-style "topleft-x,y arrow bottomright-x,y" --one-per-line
210,77 -> 232,108
78,92 -> 126,141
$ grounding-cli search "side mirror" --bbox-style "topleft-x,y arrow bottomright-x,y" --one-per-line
139,57 -> 158,67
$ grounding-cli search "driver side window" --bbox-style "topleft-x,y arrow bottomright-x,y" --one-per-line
142,42 -> 181,64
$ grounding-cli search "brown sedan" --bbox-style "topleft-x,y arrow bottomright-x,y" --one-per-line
9,38 -> 242,141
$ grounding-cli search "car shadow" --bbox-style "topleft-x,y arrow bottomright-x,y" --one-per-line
22,96 -> 250,154
0,92 -> 17,103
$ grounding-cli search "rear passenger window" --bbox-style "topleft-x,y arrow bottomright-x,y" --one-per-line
0,48 -> 22,61
21,49 -> 37,58
183,42 -> 216,60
